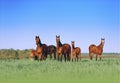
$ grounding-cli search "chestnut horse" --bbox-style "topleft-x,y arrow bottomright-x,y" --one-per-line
89,38 -> 105,60
29,49 -> 38,61
71,41 -> 81,62
47,45 -> 56,60
56,35 -> 71,61
35,36 -> 47,61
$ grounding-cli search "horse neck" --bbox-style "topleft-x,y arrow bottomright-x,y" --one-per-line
97,42 -> 104,50
37,41 -> 42,46
72,44 -> 75,49
57,41 -> 62,47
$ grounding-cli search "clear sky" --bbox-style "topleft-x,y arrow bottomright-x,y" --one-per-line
0,0 -> 119,53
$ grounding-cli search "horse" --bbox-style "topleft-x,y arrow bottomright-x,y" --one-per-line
35,36 -> 47,61
56,35 -> 71,62
29,49 -> 38,61
71,41 -> 81,62
47,45 -> 56,60
89,38 -> 105,60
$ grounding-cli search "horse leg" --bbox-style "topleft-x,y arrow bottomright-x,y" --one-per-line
54,52 -> 56,60
60,54 -> 62,62
29,54 -> 33,61
50,53 -> 52,60
64,54 -> 66,62
100,55 -> 102,61
75,56 -> 76,62
68,54 -> 71,61
38,53 -> 42,61
90,53 -> 93,60
67,53 -> 70,61
74,56 -> 76,62
71,55 -> 73,62
73,55 -> 75,62
41,53 -> 43,61
34,56 -> 38,60
90,55 -> 93,60
43,53 -> 45,60
56,52 -> 59,61
76,55 -> 78,62
45,51 -> 47,59
58,55 -> 59,61
96,55 -> 98,61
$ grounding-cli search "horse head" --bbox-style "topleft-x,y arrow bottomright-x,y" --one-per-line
35,36 -> 41,46
56,35 -> 60,44
71,41 -> 75,46
101,38 -> 105,46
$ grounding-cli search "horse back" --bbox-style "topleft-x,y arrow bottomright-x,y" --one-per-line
62,43 -> 71,53
89,44 -> 102,54
47,45 -> 56,53
76,47 -> 81,54
42,44 -> 47,51
42,44 -> 47,48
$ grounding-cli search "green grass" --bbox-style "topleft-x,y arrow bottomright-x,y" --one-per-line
0,56 -> 119,83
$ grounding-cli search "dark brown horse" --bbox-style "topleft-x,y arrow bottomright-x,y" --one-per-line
47,45 -> 56,60
89,38 -> 105,60
35,36 -> 47,61
56,35 -> 71,62
71,41 -> 81,62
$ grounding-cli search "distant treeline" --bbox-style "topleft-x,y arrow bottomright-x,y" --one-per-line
0,49 -> 30,59
0,49 -> 119,59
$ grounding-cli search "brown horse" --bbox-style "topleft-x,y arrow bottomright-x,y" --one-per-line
29,49 -> 38,61
47,45 -> 56,60
89,38 -> 105,60
29,50 -> 36,61
35,36 -> 47,61
71,41 -> 81,62
56,35 -> 71,61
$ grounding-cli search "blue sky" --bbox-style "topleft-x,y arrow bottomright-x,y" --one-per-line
0,0 -> 119,53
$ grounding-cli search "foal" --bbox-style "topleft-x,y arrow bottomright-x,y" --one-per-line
29,50 -> 36,61
29,49 -> 38,61
89,38 -> 105,60
71,41 -> 81,62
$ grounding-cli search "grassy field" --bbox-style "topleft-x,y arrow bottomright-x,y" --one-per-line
0,54 -> 119,83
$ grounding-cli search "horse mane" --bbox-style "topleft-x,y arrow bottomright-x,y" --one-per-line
72,44 -> 75,49
59,41 -> 63,47
97,41 -> 104,50
37,39 -> 42,46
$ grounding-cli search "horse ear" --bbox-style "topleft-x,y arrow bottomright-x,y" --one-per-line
101,38 -> 104,40
58,35 -> 60,38
71,41 -> 74,43
101,38 -> 105,41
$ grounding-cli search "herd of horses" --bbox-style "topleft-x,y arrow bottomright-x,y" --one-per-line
30,35 -> 105,62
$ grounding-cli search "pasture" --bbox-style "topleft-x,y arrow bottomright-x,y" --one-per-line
0,53 -> 119,83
